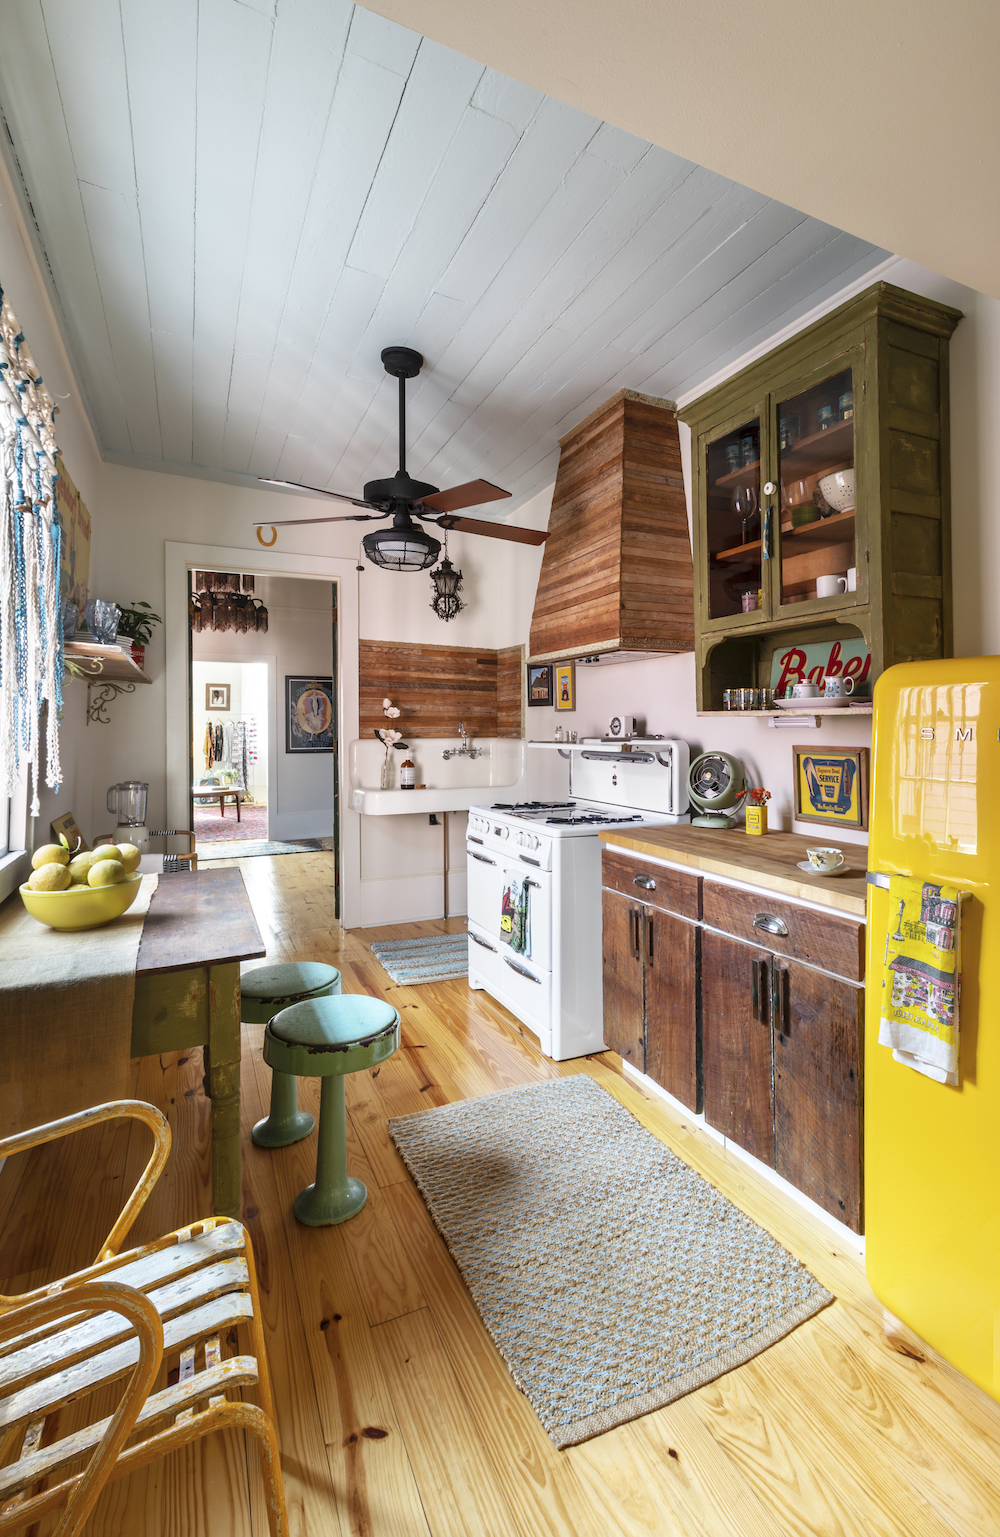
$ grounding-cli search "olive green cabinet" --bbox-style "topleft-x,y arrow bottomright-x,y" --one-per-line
679,283 -> 962,711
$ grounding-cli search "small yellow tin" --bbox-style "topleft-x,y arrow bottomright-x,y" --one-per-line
745,806 -> 768,836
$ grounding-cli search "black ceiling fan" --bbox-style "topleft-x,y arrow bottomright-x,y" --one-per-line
255,346 -> 548,571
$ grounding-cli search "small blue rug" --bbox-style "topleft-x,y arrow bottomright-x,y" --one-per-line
370,932 -> 468,984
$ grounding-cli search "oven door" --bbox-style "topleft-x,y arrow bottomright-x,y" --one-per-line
500,861 -> 552,970
466,843 -> 504,941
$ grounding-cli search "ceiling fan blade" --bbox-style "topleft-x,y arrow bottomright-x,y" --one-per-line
433,513 -> 547,546
258,476 -> 377,510
252,513 -> 382,529
419,479 -> 511,513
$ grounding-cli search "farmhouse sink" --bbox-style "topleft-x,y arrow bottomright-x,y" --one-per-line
349,736 -> 528,815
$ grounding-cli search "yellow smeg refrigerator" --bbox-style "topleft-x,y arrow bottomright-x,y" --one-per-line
866,656 -> 999,1402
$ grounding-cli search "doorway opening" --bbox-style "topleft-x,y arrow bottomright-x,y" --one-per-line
188,573 -> 339,905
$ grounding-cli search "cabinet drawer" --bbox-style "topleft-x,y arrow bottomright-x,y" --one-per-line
601,847 -> 700,920
702,882 -> 864,981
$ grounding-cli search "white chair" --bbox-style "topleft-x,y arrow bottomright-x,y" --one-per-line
0,1100 -> 287,1536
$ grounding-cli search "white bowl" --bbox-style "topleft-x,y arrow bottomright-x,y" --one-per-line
818,468 -> 855,513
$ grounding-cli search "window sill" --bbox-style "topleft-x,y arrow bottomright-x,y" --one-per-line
0,848 -> 30,905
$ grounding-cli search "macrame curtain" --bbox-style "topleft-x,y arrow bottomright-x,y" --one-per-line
0,290 -> 63,816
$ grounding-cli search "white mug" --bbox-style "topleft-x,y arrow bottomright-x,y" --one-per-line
816,573 -> 848,598
823,674 -> 856,698
807,846 -> 846,871
846,567 -> 857,592
792,680 -> 820,699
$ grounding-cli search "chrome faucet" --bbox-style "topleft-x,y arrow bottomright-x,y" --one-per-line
442,721 -> 482,760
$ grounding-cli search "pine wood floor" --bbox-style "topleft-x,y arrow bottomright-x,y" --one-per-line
3,846 -> 999,1535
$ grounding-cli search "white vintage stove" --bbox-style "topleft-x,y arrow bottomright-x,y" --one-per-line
466,738 -> 690,1060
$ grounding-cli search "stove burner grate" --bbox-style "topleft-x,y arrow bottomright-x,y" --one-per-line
490,800 -> 576,812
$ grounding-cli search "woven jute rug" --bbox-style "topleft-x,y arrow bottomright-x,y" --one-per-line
370,931 -> 468,985
389,1074 -> 833,1448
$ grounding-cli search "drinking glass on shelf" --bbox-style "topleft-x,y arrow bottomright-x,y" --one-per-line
732,485 -> 759,545
85,599 -> 120,644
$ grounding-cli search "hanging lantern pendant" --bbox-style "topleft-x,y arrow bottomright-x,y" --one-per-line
430,534 -> 466,622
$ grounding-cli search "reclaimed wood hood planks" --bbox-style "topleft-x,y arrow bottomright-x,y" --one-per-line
529,389 -> 694,663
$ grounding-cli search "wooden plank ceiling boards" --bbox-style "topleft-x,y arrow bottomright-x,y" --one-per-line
360,639 -> 523,738
0,4 -> 887,516
528,390 -> 694,663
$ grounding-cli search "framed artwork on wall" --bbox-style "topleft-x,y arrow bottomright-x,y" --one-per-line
286,676 -> 335,753
527,664 -> 553,707
206,683 -> 230,710
793,744 -> 869,831
554,662 -> 576,711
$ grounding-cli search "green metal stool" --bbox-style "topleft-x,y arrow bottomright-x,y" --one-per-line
263,995 -> 399,1226
242,962 -> 341,1149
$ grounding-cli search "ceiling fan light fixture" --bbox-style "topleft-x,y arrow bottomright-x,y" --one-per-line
362,520 -> 441,572
430,553 -> 465,622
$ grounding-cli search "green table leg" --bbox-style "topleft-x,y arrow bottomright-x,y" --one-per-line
294,1076 -> 366,1227
208,962 -> 242,1220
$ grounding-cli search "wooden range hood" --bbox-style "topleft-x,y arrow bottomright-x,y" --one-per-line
528,389 -> 694,664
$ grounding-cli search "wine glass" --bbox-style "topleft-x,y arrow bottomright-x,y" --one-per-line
732,485 -> 759,545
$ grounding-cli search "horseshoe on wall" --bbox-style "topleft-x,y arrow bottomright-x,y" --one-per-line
256,525 -> 278,547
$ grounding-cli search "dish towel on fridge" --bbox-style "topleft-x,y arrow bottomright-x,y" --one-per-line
877,875 -> 961,1084
500,877 -> 529,955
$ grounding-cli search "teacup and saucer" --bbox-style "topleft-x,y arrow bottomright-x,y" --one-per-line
797,845 -> 848,877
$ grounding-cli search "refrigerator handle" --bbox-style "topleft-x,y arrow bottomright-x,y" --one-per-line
867,871 -> 974,900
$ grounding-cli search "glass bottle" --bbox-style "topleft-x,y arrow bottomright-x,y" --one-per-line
400,757 -> 416,790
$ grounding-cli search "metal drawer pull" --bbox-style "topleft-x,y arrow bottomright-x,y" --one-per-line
503,956 -> 541,984
468,835 -> 484,845
644,913 -> 654,966
751,957 -> 768,1022
470,933 -> 497,952
520,854 -> 540,866
774,964 -> 790,1034
523,877 -> 542,889
632,874 -> 656,890
469,851 -> 496,865
753,913 -> 788,937
629,908 -> 641,960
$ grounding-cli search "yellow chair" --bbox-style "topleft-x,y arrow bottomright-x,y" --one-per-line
0,1101 -> 287,1536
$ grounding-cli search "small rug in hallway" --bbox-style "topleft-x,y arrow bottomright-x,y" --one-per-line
388,1075 -> 833,1448
370,931 -> 468,984
194,801 -> 269,842
197,838 -> 326,861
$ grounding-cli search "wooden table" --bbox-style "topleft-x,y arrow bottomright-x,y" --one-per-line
193,786 -> 244,820
131,868 -> 265,1217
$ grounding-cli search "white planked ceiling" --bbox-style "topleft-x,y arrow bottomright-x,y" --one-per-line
0,0 -> 887,514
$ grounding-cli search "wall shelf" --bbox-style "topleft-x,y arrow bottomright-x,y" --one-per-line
64,641 -> 151,684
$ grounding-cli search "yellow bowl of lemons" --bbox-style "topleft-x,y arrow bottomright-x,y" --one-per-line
19,843 -> 144,931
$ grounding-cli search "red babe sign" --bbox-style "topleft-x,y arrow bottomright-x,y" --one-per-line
770,639 -> 871,694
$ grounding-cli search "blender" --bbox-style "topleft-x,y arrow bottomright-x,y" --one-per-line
106,781 -> 150,854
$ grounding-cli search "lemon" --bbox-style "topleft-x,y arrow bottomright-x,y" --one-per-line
111,843 -> 142,873
28,863 -> 72,891
68,853 -> 99,883
89,859 -> 126,887
31,844 -> 70,870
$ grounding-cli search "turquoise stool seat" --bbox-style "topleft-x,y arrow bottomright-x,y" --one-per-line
264,995 -> 399,1226
242,962 -> 341,1149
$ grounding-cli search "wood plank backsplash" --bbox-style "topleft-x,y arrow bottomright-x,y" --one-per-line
360,640 -> 524,739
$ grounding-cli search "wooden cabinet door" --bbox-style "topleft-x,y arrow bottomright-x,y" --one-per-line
772,960 -> 864,1232
701,930 -> 774,1165
602,889 -> 645,1071
643,909 -> 699,1111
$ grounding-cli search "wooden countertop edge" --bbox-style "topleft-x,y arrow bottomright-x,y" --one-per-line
599,830 -> 868,918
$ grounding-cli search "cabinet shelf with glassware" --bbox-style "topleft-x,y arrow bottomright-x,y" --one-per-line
679,282 -> 962,711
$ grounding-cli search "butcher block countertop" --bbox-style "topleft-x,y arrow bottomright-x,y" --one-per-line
599,825 -> 868,918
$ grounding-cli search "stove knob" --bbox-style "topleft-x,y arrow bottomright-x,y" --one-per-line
499,825 -> 509,840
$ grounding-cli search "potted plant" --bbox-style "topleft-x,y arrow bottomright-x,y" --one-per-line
114,601 -> 162,670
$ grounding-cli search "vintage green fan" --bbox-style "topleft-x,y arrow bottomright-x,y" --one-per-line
687,751 -> 749,828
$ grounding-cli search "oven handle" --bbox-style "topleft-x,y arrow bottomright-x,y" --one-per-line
470,932 -> 498,953
580,750 -> 654,763
503,955 -> 541,984
469,850 -> 497,865
522,877 -> 542,889
519,854 -> 540,866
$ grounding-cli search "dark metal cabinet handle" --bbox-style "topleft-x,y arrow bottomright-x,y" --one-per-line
503,956 -> 541,984
753,913 -> 788,937
469,851 -> 496,865
633,874 -> 656,891
751,956 -> 769,1022
644,913 -> 654,967
773,964 -> 790,1034
629,908 -> 641,961
470,932 -> 497,953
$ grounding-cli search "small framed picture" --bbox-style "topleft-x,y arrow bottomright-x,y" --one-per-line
206,683 -> 230,711
554,662 -> 575,712
793,744 -> 869,831
527,664 -> 553,707
286,676 -> 335,753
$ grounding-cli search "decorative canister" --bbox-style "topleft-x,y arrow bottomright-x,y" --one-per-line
740,433 -> 756,466
816,403 -> 835,432
838,390 -> 854,421
746,805 -> 768,836
778,415 -> 799,451
725,443 -> 741,473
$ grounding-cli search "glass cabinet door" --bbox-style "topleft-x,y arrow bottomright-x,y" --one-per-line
776,365 -> 856,609
704,416 -> 764,622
